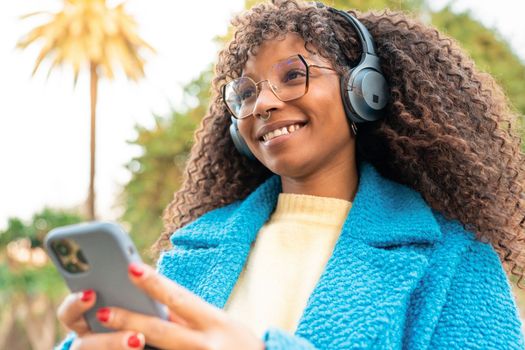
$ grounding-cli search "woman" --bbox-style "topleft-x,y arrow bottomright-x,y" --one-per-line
57,0 -> 525,349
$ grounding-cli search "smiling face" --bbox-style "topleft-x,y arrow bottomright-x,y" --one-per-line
237,32 -> 356,182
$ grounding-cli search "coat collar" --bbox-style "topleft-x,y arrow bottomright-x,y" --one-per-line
158,161 -> 443,347
167,161 -> 441,249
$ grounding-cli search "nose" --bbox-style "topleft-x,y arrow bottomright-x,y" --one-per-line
252,80 -> 282,120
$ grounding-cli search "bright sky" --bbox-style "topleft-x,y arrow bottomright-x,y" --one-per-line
0,0 -> 524,231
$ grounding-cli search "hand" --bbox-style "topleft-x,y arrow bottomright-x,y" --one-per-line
57,262 -> 266,350
57,288 -> 143,349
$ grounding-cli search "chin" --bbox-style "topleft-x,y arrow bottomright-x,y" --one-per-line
262,157 -> 313,179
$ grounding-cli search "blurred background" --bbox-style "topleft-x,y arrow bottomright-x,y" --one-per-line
1,0 -> 524,348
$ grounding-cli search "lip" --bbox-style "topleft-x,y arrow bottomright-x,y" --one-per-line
256,120 -> 308,141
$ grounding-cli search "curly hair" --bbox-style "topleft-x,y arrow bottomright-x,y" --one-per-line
157,0 -> 525,285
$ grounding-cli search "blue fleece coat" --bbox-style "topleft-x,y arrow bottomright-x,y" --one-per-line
58,162 -> 525,349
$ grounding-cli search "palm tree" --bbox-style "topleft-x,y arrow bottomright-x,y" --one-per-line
17,0 -> 155,220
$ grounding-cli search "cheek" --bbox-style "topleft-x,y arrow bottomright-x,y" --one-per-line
309,75 -> 342,104
304,84 -> 346,124
237,119 -> 256,146
237,120 -> 249,138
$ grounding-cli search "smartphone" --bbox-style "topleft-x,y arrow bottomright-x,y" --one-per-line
44,221 -> 168,334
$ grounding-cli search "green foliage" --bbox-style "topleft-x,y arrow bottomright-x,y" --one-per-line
0,208 -> 84,302
0,208 -> 84,249
431,7 -> 525,121
0,263 -> 67,301
119,67 -> 214,258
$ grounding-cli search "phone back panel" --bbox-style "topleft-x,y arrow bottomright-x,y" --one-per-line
44,221 -> 167,333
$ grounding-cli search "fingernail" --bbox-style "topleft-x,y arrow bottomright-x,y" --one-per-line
128,263 -> 144,277
80,289 -> 94,302
127,334 -> 141,348
96,307 -> 111,323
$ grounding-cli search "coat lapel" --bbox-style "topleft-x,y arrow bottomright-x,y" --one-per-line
157,174 -> 281,308
157,161 -> 442,348
294,163 -> 441,348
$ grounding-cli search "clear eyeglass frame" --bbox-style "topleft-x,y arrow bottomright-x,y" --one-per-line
221,54 -> 335,120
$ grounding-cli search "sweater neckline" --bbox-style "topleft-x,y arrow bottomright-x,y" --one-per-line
270,192 -> 352,226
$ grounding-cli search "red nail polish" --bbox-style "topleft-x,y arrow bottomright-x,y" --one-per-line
81,289 -> 94,302
96,307 -> 111,323
127,334 -> 141,348
128,263 -> 144,277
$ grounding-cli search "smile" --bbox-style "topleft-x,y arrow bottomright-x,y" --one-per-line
261,123 -> 306,142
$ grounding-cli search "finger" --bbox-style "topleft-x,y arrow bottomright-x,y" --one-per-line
168,310 -> 190,327
128,262 -> 224,329
97,306 -> 208,350
70,331 -> 145,350
57,290 -> 97,335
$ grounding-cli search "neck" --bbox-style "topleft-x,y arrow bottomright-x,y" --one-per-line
280,154 -> 359,203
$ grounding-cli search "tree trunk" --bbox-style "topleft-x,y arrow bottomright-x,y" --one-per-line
87,61 -> 98,220
0,302 -> 15,349
24,295 -> 56,350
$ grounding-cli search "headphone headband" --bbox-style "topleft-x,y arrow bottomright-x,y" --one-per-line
327,8 -> 377,57
316,2 -> 377,58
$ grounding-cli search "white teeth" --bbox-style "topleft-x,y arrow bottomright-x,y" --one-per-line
262,123 -> 304,142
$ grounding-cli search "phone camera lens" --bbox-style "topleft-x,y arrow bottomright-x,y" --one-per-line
65,262 -> 79,273
76,250 -> 88,264
54,240 -> 71,256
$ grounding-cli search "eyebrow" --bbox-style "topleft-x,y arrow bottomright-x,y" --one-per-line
241,53 -> 314,78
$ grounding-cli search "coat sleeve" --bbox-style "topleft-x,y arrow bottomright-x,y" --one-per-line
54,332 -> 76,350
429,239 -> 525,349
262,328 -> 319,349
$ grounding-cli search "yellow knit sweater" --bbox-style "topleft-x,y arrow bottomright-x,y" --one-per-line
223,192 -> 352,338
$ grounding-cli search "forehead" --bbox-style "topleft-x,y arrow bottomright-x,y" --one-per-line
242,33 -> 314,77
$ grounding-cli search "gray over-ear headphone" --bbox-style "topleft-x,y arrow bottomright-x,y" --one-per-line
229,5 -> 389,160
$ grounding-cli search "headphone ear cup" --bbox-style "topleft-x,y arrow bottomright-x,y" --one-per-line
229,117 -> 256,160
345,67 -> 389,123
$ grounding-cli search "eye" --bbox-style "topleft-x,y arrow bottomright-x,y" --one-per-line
239,86 -> 256,101
283,69 -> 306,83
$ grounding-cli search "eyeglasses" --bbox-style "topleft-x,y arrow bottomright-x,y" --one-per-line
221,54 -> 335,119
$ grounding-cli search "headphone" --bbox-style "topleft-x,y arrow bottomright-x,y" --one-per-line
229,5 -> 389,160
